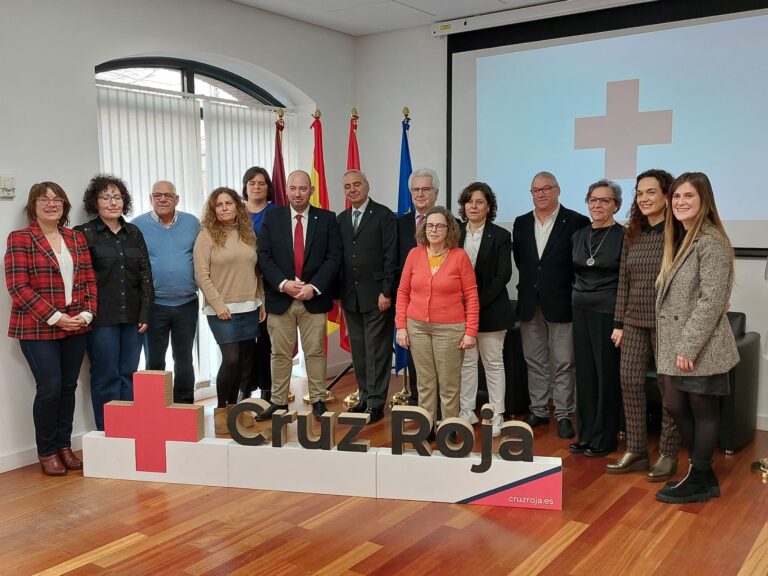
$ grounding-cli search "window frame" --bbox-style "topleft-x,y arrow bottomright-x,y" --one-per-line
96,57 -> 285,107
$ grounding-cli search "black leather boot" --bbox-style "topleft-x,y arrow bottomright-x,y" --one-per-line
656,462 -> 712,504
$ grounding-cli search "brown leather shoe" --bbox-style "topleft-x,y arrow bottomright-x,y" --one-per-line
39,453 -> 67,476
606,451 -> 649,474
58,447 -> 83,470
647,454 -> 678,483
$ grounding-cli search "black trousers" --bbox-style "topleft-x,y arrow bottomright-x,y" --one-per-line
345,307 -> 395,411
573,307 -> 621,451
241,318 -> 272,399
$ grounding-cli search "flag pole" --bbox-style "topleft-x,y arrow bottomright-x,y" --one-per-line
302,107 -> 337,405
343,106 -> 362,408
390,105 -> 413,409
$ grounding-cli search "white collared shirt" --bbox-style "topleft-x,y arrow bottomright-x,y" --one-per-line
280,205 -> 320,295
534,204 -> 560,258
463,222 -> 485,267
150,209 -> 178,228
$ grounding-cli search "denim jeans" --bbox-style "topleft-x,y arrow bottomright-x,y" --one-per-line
87,323 -> 143,431
143,299 -> 198,404
20,334 -> 88,456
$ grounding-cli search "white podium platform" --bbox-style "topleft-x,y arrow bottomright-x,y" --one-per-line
228,442 -> 378,498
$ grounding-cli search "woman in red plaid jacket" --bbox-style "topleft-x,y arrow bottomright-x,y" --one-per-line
5,182 -> 97,476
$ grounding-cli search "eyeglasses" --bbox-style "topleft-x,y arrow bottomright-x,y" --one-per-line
151,192 -> 176,200
425,223 -> 448,231
98,195 -> 123,204
587,197 -> 614,206
410,186 -> 433,196
531,185 -> 558,196
37,197 -> 64,206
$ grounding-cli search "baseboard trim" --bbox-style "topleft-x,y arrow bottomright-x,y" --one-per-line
757,414 -> 768,432
0,433 -> 85,474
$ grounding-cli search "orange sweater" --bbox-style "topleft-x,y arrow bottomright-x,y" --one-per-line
396,246 -> 480,336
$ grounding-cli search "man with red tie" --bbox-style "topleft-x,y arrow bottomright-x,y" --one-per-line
396,167 -> 440,406
256,170 -> 342,421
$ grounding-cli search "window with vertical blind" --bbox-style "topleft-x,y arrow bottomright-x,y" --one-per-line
95,58 -> 297,385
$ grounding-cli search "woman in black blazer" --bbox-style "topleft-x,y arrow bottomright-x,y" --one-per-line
457,182 -> 513,437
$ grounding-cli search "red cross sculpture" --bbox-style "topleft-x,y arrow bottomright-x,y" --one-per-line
104,370 -> 204,473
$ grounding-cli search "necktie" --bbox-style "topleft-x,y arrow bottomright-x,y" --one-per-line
353,210 -> 361,232
416,214 -> 425,227
294,214 -> 304,280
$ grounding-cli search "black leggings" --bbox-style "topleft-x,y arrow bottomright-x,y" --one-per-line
660,375 -> 720,464
216,340 -> 256,408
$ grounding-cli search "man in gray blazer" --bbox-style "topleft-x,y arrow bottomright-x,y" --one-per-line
338,170 -> 398,423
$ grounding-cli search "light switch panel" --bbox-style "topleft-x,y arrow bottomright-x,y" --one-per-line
0,176 -> 16,198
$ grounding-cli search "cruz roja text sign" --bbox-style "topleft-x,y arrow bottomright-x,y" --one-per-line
83,371 -> 562,510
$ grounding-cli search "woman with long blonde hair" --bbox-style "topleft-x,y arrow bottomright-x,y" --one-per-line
654,172 -> 738,504
194,187 -> 265,435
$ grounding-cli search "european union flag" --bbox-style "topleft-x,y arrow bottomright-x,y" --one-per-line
394,116 -> 412,374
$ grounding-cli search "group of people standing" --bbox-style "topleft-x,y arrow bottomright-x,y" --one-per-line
5,164 -> 738,505
517,169 -> 737,505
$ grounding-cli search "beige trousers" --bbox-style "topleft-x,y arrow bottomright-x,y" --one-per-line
267,300 -> 327,404
407,318 -> 465,425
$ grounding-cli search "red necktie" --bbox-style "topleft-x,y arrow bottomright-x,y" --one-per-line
294,214 -> 304,280
416,214 -> 425,227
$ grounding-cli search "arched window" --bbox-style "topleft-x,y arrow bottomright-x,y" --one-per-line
95,57 -> 298,389
96,57 -> 285,106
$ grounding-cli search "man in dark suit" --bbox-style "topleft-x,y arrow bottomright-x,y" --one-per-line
338,170 -> 398,423
396,167 -> 440,406
512,171 -> 589,439
256,170 -> 342,421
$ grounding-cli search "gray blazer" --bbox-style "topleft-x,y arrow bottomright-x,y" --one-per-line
655,224 -> 739,376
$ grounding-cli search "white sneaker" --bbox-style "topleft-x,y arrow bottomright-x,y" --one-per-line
459,409 -> 479,425
492,414 -> 503,438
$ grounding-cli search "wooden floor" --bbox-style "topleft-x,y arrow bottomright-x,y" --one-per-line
1,373 -> 767,576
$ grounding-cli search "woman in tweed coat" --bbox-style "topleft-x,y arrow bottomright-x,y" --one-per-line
654,172 -> 738,504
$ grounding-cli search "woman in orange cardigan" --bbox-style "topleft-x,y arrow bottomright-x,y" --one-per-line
396,206 -> 479,430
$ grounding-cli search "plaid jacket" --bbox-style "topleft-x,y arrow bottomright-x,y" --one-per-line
5,222 -> 97,340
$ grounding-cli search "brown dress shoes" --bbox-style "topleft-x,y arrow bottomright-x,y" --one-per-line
58,447 -> 83,470
39,453 -> 67,476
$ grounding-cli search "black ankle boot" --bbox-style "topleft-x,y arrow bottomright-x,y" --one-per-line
664,465 -> 720,497
656,464 -> 712,504
261,389 -> 272,403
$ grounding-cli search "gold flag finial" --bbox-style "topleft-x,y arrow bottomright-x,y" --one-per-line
351,107 -> 358,118
313,109 -> 321,119
402,106 -> 410,119
276,108 -> 284,119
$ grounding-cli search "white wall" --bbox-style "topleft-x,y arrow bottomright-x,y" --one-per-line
353,26 -> 448,210
0,0 -> 356,472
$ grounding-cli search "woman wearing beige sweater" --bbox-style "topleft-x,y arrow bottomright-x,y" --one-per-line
194,187 -> 265,435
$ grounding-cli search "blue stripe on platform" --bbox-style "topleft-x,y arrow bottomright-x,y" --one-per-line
457,465 -> 562,504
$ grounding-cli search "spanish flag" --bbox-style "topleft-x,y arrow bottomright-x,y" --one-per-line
309,113 -> 329,209
309,111 -> 348,351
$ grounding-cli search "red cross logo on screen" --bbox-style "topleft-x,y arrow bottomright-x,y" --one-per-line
574,79 -> 673,179
104,371 -> 204,472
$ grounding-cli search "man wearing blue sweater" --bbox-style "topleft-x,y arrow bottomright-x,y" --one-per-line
133,181 -> 200,403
